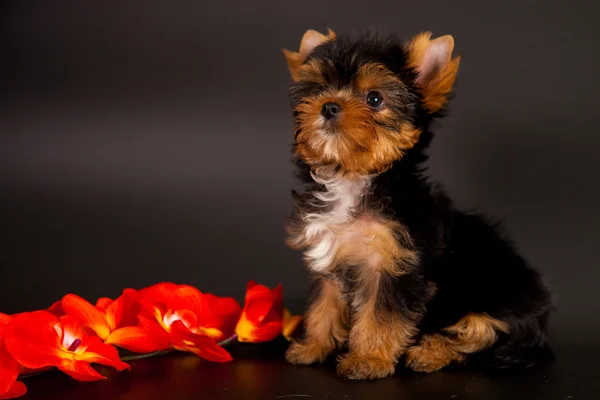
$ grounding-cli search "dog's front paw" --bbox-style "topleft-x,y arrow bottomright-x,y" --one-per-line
285,341 -> 331,365
336,354 -> 395,380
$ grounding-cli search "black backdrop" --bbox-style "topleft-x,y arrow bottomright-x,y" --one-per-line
1,0 -> 598,350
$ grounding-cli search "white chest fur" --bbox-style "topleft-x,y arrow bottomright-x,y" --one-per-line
291,172 -> 417,275
299,174 -> 373,272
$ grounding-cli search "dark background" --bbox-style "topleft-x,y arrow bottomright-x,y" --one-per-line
1,0 -> 598,352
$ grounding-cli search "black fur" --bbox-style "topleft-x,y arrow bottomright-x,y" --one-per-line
287,31 -> 554,370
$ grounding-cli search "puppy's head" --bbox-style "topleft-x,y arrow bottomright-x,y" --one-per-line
283,29 -> 460,175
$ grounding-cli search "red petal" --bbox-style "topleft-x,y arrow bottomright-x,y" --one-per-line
178,335 -> 233,363
245,299 -> 273,324
4,311 -> 63,369
246,280 -> 257,291
105,289 -> 139,331
168,319 -> 194,339
138,316 -> 170,349
167,285 -> 205,317
256,284 -> 284,326
199,294 -> 241,339
76,336 -> 130,371
95,298 -> 113,312
137,299 -> 165,322
254,321 -> 283,342
0,381 -> 27,400
138,282 -> 179,306
244,284 -> 276,324
236,316 -> 282,343
47,301 -> 65,317
272,284 -> 284,311
170,321 -> 232,362
62,294 -> 111,340
0,339 -> 20,395
58,360 -> 105,381
0,314 -> 10,326
106,327 -> 167,353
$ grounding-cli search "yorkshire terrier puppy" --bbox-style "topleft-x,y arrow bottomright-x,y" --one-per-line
282,29 -> 553,380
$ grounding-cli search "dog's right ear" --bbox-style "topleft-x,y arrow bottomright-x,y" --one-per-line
406,32 -> 461,113
283,29 -> 335,82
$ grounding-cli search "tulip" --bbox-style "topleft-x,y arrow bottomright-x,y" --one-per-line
235,281 -> 284,343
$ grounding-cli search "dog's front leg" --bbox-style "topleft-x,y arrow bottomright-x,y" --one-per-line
336,270 -> 428,380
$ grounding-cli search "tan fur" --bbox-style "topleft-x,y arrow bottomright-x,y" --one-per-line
333,217 -> 418,276
444,313 -> 509,353
283,29 -> 336,82
338,267 -> 419,379
355,63 -> 400,92
407,32 -> 461,113
293,68 -> 423,175
295,59 -> 327,84
406,313 -> 509,372
285,279 -> 348,365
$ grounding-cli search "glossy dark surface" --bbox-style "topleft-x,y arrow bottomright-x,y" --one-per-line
20,334 -> 599,400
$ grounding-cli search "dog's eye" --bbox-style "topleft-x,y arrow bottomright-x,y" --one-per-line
366,91 -> 384,108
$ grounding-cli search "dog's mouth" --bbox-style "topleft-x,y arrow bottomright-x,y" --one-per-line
319,115 -> 343,135
321,122 -> 338,136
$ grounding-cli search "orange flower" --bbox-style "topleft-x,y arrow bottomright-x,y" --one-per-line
0,314 -> 26,400
4,311 -> 129,382
235,281 -> 284,343
137,283 -> 241,362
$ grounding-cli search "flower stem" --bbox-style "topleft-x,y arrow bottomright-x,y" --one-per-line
120,350 -> 173,362
218,333 -> 238,347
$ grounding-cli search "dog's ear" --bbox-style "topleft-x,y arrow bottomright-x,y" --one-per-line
407,32 -> 461,113
283,28 -> 336,82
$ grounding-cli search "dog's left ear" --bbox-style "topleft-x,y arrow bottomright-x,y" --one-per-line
407,32 -> 461,113
283,28 -> 336,82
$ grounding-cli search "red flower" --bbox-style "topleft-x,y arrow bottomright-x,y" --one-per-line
235,281 -> 284,343
4,311 -> 130,381
61,289 -> 139,339
137,282 -> 179,305
62,289 -> 169,354
0,314 -> 26,400
138,284 -> 240,362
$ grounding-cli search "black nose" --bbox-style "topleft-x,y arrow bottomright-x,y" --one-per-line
321,102 -> 341,119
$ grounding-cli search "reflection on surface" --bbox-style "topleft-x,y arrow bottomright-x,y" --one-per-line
18,337 -> 600,400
